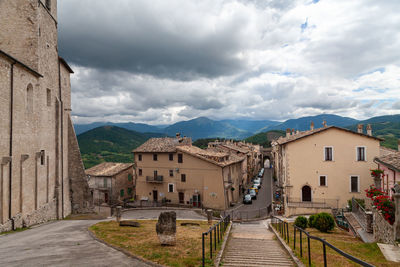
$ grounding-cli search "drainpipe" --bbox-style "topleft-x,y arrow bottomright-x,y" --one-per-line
58,60 -> 64,218
1,157 -> 12,224
9,62 -> 15,230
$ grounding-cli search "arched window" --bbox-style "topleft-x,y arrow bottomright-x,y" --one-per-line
302,185 -> 312,202
26,83 -> 33,113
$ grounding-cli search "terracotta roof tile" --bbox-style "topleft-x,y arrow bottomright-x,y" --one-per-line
177,146 -> 244,167
375,152 -> 400,172
86,162 -> 133,177
133,137 -> 192,153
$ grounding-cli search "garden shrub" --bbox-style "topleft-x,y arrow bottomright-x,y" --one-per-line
314,212 -> 335,232
294,216 -> 308,229
308,214 -> 317,228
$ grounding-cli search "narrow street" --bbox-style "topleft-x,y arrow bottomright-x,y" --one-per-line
228,168 -> 273,220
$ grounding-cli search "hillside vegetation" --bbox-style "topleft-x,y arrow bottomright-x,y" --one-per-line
78,126 -> 165,168
244,130 -> 285,147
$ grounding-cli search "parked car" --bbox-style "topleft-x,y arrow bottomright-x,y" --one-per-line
249,186 -> 258,193
243,194 -> 252,204
254,178 -> 261,185
249,189 -> 257,200
253,182 -> 261,189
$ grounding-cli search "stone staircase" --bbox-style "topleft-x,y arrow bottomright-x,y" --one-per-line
344,212 -> 374,243
221,221 -> 294,267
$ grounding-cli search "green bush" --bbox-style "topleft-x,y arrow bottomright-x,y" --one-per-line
294,216 -> 308,229
314,213 -> 335,232
308,214 -> 317,228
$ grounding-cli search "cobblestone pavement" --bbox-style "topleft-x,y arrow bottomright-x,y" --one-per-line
0,220 -> 150,267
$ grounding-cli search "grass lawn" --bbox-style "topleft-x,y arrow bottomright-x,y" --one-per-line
274,223 -> 398,267
89,220 -> 225,267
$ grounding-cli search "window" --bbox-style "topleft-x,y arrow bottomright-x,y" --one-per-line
153,154 -> 158,161
128,187 -> 133,195
154,170 -> 158,178
128,174 -> 133,181
26,84 -> 33,113
324,147 -> 333,161
178,154 -> 183,163
46,89 -> 51,106
120,189 -> 124,197
103,178 -> 107,188
168,183 -> 174,193
357,147 -> 366,161
138,154 -> 142,161
181,174 -> 186,182
138,169 -> 142,176
169,170 -> 174,177
319,175 -> 327,186
350,176 -> 359,192
40,150 -> 45,165
169,154 -> 174,161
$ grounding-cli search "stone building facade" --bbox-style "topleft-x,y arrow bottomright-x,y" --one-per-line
134,135 -> 244,210
0,0 -> 92,232
86,163 -> 135,206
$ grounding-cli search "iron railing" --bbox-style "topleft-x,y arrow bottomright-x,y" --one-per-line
352,197 -> 373,233
146,175 -> 163,183
222,204 -> 272,221
287,198 -> 339,209
271,216 -> 375,267
201,215 -> 230,267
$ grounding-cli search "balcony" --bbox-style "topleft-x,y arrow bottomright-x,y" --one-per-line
146,175 -> 164,183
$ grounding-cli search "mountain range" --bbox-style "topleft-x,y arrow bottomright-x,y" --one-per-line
77,114 -> 400,168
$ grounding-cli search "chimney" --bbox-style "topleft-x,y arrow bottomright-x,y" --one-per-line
176,133 -> 181,139
357,124 -> 363,134
310,121 -> 314,131
322,120 -> 327,128
296,130 -> 300,134
286,128 -> 290,137
291,129 -> 295,135
366,124 -> 372,136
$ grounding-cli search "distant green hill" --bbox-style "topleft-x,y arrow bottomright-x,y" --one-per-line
244,130 -> 285,147
346,119 -> 400,150
77,126 -> 166,169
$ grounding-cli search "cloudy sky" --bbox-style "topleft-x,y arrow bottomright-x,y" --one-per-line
58,0 -> 400,125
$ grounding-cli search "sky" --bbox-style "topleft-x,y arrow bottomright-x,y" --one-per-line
58,0 -> 400,125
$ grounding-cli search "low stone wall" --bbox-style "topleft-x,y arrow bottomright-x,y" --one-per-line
0,199 -> 57,233
286,206 -> 331,217
373,207 -> 395,245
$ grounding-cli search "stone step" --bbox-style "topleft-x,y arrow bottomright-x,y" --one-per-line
223,257 -> 294,263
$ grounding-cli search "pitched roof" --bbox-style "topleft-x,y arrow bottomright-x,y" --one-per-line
59,57 -> 74,73
375,152 -> 400,173
273,126 -> 383,146
177,146 -> 244,167
380,146 -> 398,157
86,162 -> 133,177
0,49 -> 43,78
133,137 -> 192,153
219,143 -> 250,154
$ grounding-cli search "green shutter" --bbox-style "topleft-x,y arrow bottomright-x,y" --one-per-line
128,187 -> 132,195
128,174 -> 133,181
120,189 -> 124,197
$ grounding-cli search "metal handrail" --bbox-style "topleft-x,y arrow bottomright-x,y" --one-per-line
271,216 -> 375,267
201,215 -> 230,267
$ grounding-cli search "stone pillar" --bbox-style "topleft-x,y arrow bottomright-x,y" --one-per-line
373,176 -> 382,190
115,206 -> 122,223
206,209 -> 213,225
394,193 -> 400,240
366,211 -> 373,233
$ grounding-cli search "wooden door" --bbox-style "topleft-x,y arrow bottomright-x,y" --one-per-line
302,186 -> 311,202
179,192 -> 184,204
153,190 -> 158,202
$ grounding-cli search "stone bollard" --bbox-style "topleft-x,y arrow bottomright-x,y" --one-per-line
394,193 -> 400,241
206,209 -> 213,225
156,211 -> 176,246
115,206 -> 122,223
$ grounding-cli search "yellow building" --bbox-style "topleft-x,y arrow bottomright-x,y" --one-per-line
134,135 -> 244,210
272,123 -> 381,216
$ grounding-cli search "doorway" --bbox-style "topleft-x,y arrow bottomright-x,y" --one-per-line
104,192 -> 109,204
153,190 -> 158,202
179,192 -> 184,204
302,185 -> 311,202
192,194 -> 201,207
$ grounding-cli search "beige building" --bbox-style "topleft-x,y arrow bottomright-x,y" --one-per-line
0,0 -> 92,232
272,123 -> 381,216
86,162 -> 135,205
208,140 -> 262,186
134,135 -> 244,210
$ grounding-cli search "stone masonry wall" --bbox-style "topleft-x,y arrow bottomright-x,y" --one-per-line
373,207 -> 395,245
68,116 -> 93,213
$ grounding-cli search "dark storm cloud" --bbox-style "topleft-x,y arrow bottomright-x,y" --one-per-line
58,0 -> 247,80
